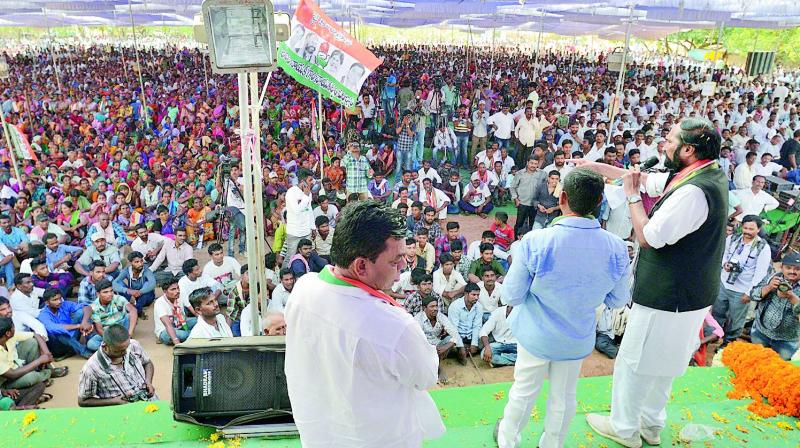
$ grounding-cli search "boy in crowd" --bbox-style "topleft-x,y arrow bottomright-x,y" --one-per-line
112,252 -> 157,318
87,279 -> 138,352
36,289 -> 94,358
447,282 -> 484,365
78,260 -> 112,306
187,287 -> 233,339
153,275 -> 196,345
268,268 -> 296,314
433,253 -> 467,308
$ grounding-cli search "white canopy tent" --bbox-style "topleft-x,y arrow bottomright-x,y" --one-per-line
0,0 -> 798,40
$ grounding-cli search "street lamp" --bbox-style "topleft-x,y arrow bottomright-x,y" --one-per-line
0,55 -> 22,186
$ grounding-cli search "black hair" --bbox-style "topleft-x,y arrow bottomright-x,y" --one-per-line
14,273 -> 31,286
741,215 -> 764,229
449,240 -> 463,251
0,316 -> 13,335
95,278 -> 113,292
297,238 -> 313,250
481,230 -> 495,239
103,324 -> 130,346
279,267 -> 295,279
315,215 -> 330,227
127,251 -> 144,262
464,282 -> 480,294
207,242 -> 223,255
188,287 -> 213,310
159,274 -> 179,290
43,288 -> 61,301
496,212 -> 508,223
479,242 -> 494,253
562,168 -> 605,216
330,201 -> 406,269
264,252 -> 277,269
439,253 -> 454,265
677,118 -> 722,160
446,221 -> 459,231
182,259 -> 199,275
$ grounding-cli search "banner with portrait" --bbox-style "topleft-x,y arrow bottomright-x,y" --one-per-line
277,0 -> 381,109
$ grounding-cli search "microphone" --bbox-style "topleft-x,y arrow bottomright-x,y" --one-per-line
640,156 -> 660,171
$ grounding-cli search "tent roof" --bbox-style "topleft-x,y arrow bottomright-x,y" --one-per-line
0,0 -> 797,39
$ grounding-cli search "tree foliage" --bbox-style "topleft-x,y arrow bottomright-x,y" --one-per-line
660,27 -> 800,66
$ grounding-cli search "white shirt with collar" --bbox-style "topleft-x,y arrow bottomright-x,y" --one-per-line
10,287 -> 44,317
480,305 -> 517,345
188,314 -> 233,339
477,281 -> 503,313
131,233 -> 167,258
733,188 -> 779,220
268,284 -> 292,313
432,268 -> 466,297
178,275 -> 223,310
642,172 -> 709,249
488,112 -> 515,140
284,268 -> 444,447
285,185 -> 315,237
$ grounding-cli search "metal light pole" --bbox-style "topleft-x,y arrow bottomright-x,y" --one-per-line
128,0 -> 151,132
0,56 -> 23,186
42,8 -> 63,93
610,5 -> 634,127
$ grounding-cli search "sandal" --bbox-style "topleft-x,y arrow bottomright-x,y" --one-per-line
50,366 -> 69,378
35,393 -> 53,405
44,379 -> 54,387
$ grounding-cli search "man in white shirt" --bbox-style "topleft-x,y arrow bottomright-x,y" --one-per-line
432,253 -> 466,307
153,275 -> 196,345
201,243 -> 241,291
150,228 -> 193,284
267,268 -> 295,314
187,287 -> 233,339
733,175 -> 779,221
515,107 -> 552,163
489,105 -> 515,152
312,196 -> 339,229
8,273 -> 47,339
218,165 -> 247,257
419,178 -> 450,221
458,177 -> 493,218
432,123 -> 457,165
131,224 -> 167,267
733,151 -> 757,189
752,153 -> 783,178
480,304 -> 517,366
471,100 -> 490,158
285,201 -> 444,447
283,168 -> 316,268
178,259 -> 223,317
477,266 -> 504,314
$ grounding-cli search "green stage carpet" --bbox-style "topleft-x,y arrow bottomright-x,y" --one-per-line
3,365 -> 798,448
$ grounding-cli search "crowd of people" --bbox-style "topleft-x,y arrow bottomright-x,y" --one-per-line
0,39 -> 799,415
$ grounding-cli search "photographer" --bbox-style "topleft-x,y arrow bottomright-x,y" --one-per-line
749,253 -> 800,360
78,324 -> 156,407
712,215 -> 772,345
216,164 -> 247,257
394,110 -> 416,181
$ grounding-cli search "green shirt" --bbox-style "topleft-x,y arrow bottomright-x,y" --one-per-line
468,259 -> 507,278
91,295 -> 129,327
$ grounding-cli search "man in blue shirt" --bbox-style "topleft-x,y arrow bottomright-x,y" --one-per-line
495,168 -> 630,448
36,288 -> 94,359
0,214 -> 29,258
380,71 -> 397,120
447,282 -> 484,365
44,233 -> 83,273
112,251 -> 157,318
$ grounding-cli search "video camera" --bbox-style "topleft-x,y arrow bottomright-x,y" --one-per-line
218,154 -> 240,178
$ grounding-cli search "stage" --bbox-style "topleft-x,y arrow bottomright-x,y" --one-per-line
3,364 -> 798,448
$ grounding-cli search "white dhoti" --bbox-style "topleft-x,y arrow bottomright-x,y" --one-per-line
498,346 -> 583,448
609,303 -> 709,439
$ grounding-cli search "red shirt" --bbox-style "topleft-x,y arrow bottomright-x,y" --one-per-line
490,223 -> 514,251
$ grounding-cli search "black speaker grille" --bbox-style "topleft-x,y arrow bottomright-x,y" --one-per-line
194,350 -> 290,413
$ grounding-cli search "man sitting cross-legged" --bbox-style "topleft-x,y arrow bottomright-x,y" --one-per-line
78,324 -> 156,407
87,279 -> 138,352
0,316 -> 67,393
153,275 -> 197,345
36,288 -> 94,359
447,282 -> 484,365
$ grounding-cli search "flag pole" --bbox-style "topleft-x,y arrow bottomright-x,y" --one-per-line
318,91 -> 324,179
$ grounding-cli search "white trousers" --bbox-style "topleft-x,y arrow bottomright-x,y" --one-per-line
498,346 -> 583,448
609,304 -> 709,439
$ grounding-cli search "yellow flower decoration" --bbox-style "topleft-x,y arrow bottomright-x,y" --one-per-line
144,404 -> 159,413
209,432 -> 221,442
776,421 -> 794,431
21,412 -> 37,427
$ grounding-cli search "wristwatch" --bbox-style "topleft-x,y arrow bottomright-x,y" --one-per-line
627,194 -> 643,205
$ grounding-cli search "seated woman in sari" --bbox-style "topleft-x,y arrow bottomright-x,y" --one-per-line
324,158 -> 345,191
56,200 -> 88,244
378,143 -> 396,176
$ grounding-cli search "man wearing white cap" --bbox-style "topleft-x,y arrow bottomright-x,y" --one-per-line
76,233 -> 122,278
471,100 -> 490,162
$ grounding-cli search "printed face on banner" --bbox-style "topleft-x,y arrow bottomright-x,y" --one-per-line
277,0 -> 381,108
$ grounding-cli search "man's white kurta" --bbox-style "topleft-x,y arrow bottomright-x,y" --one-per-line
285,267 -> 445,447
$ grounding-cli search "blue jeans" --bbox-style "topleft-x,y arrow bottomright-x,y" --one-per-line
711,286 -> 750,343
157,317 -> 197,344
496,137 -> 510,150
455,134 -> 470,167
381,97 -> 395,120
490,342 -> 518,366
49,308 -> 93,358
447,202 -> 460,214
231,320 -> 241,337
458,199 -> 494,215
228,208 -> 247,255
413,128 -> 426,165
394,149 -> 412,180
87,314 -> 130,352
0,261 -> 13,288
750,327 -> 798,360
120,291 -> 157,315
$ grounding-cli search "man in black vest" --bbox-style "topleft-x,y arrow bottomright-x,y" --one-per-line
576,118 -> 727,448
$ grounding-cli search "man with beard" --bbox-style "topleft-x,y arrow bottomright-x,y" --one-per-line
578,119 -> 727,448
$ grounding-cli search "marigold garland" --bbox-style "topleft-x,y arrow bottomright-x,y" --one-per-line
721,342 -> 800,418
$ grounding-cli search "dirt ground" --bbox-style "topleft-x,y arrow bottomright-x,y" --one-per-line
40,213 -> 618,408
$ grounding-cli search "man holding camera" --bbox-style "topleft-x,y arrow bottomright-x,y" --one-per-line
712,215 -> 772,346
749,252 -> 800,360
78,324 -> 156,407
